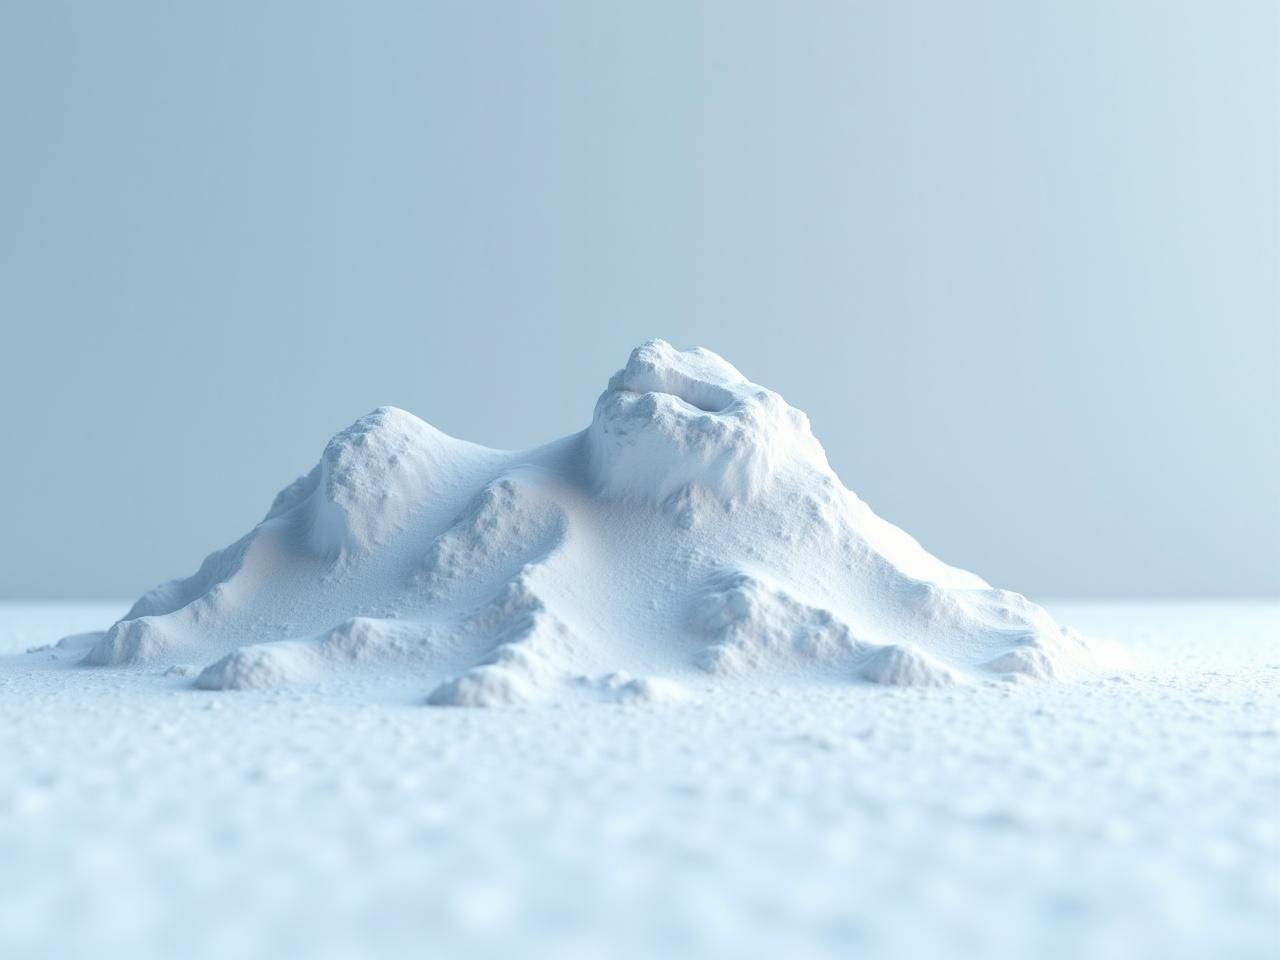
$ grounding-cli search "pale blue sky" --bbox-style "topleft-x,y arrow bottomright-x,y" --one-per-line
2,1 -> 1276,599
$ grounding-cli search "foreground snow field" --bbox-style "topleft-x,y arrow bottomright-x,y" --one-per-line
0,601 -> 1275,959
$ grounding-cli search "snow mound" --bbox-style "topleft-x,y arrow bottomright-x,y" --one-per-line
692,571 -> 870,675
195,617 -> 428,691
414,468 -> 568,603
858,644 -> 962,688
425,576 -> 575,706
196,641 -> 318,691
68,339 -> 1132,704
83,616 -> 177,666
299,407 -> 466,559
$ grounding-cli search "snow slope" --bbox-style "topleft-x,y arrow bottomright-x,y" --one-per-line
73,340 -> 1129,702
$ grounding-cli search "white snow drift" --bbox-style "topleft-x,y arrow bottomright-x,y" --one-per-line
75,339 -> 1130,704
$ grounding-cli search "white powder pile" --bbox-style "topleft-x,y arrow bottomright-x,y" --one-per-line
69,340 -> 1131,703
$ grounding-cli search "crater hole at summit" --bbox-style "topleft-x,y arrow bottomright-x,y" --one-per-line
625,377 -> 736,414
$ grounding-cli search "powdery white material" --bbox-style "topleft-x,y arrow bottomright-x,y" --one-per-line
75,340 -> 1132,703
2,602 -> 1275,960
586,339 -> 830,503
692,571 -> 871,675
858,643 -> 962,687
302,407 -> 460,560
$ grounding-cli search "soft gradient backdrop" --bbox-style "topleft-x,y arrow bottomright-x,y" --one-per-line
2,1 -> 1277,599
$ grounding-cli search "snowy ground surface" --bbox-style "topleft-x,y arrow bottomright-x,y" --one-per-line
1,601 -> 1276,959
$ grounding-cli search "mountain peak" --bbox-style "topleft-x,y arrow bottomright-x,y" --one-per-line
587,340 -> 830,504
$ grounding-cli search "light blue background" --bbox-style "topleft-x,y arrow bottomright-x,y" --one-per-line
2,1 -> 1276,599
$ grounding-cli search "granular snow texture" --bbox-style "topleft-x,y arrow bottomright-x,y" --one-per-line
0,601 -> 1275,959
9,342 -> 1271,957
73,340 -> 1129,703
